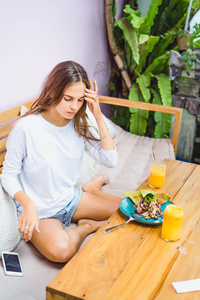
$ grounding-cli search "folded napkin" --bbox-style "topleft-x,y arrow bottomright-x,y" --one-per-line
172,278 -> 200,293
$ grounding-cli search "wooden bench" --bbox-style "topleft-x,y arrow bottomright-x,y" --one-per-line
0,96 -> 182,174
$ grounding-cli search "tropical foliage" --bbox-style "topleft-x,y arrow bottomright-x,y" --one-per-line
107,0 -> 190,138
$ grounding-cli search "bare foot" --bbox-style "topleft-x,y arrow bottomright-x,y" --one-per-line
78,219 -> 106,233
82,176 -> 108,193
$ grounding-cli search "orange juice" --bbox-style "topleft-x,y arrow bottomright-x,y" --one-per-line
161,205 -> 184,242
149,160 -> 166,188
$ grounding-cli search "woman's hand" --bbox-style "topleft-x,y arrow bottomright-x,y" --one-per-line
15,191 -> 40,242
84,81 -> 115,151
84,80 -> 102,120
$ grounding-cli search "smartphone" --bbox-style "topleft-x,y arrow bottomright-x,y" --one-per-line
1,251 -> 23,277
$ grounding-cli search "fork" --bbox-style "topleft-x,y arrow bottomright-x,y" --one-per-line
104,214 -> 140,234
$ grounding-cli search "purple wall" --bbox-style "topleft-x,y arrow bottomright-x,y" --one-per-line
0,0 -> 113,112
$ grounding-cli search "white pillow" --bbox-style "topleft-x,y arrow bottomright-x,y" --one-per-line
0,180 -> 20,258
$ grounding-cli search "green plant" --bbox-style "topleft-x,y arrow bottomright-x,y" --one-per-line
163,22 -> 200,43
173,0 -> 200,44
165,26 -> 191,38
105,0 -> 189,138
170,23 -> 200,74
179,49 -> 197,74
188,23 -> 200,48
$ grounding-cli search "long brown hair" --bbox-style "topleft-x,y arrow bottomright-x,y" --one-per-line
26,61 -> 98,142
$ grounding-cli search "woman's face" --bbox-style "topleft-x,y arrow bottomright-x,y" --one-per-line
55,81 -> 86,121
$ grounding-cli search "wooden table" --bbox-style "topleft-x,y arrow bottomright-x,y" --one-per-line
46,159 -> 200,300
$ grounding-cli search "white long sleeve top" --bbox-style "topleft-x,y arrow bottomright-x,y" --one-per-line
1,114 -> 117,219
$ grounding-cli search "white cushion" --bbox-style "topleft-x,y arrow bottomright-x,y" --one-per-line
94,122 -> 175,198
0,180 -> 20,258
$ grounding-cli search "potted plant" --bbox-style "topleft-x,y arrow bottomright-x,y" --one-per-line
170,22 -> 200,75
175,0 -> 194,50
174,0 -> 200,51
176,28 -> 193,51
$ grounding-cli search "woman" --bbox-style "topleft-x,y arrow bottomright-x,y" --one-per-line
1,61 -> 121,262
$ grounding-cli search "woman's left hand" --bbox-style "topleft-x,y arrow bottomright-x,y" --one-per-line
84,81 -> 102,119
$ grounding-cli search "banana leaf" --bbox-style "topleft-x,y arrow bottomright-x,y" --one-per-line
129,83 -> 149,136
149,14 -> 188,64
130,111 -> 148,136
147,0 -> 163,28
139,15 -> 150,34
151,88 -> 172,138
156,73 -> 172,106
107,0 -> 188,139
154,112 -> 172,138
129,83 -> 141,103
116,18 -> 139,64
137,35 -> 160,73
125,40 -> 133,70
124,4 -> 141,17
151,0 -> 189,36
112,0 -> 117,21
144,51 -> 170,75
139,34 -> 149,44
136,75 -> 151,102
124,4 -> 150,34
193,40 -> 200,48
124,5 -> 145,29
124,40 -> 137,74
148,35 -> 174,65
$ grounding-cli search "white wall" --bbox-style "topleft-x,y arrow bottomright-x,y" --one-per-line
0,0 -> 111,111
138,0 -> 151,16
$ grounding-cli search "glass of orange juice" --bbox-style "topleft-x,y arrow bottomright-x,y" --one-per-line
149,159 -> 166,188
161,205 -> 184,242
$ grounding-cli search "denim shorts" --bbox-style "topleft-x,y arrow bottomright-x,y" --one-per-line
50,187 -> 82,227
17,187 -> 82,227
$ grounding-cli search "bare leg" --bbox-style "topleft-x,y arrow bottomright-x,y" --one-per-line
31,218 -> 105,263
72,193 -> 121,223
30,177 -> 122,262
82,176 -> 122,203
